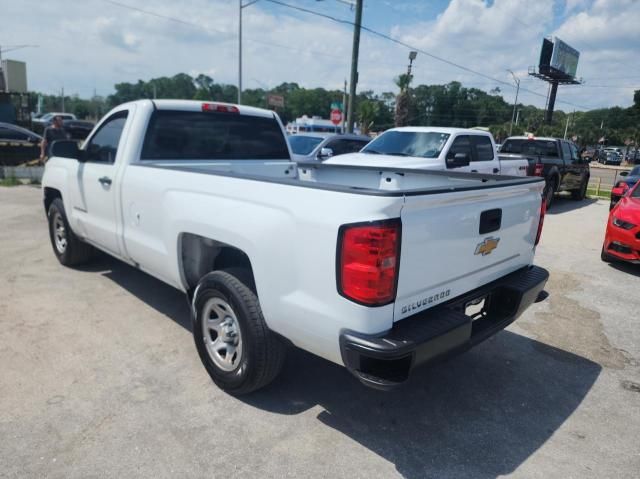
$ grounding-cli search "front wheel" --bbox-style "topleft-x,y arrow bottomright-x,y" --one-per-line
47,198 -> 94,266
192,270 -> 286,395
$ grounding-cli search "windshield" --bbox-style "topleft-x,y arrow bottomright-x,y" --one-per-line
288,135 -> 324,155
501,139 -> 558,157
632,182 -> 640,198
361,131 -> 450,158
630,166 -> 640,177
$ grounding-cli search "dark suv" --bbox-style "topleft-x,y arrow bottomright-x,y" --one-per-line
499,136 -> 590,208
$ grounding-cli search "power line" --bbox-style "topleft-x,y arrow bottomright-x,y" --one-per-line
264,0 -> 591,110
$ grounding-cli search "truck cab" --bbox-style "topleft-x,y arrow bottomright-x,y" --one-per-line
323,127 -> 528,176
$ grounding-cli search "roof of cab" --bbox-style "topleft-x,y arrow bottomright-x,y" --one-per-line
130,99 -> 277,119
389,126 -> 492,135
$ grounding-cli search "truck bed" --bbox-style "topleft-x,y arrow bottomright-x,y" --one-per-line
136,159 -> 543,196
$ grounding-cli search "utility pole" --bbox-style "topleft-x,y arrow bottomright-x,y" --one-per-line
342,79 -> 347,134
346,0 -> 363,133
563,110 -> 575,140
507,70 -> 520,136
238,0 -> 243,104
515,108 -> 521,126
61,86 -> 65,113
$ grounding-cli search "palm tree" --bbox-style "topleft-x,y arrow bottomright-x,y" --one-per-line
394,73 -> 412,127
358,100 -> 378,136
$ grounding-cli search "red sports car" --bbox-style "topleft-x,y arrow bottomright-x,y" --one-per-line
602,179 -> 640,264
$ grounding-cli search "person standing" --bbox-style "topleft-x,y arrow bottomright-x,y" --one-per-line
40,115 -> 69,161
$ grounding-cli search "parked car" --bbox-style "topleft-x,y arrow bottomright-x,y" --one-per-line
324,127 -> 529,176
581,148 -> 596,162
602,178 -> 640,264
610,166 -> 640,209
32,112 -> 77,133
288,133 -> 370,162
499,136 -> 590,208
42,99 -> 548,394
63,119 -> 95,141
603,151 -> 622,165
0,122 -> 42,166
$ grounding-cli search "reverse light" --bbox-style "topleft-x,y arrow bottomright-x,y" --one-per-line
338,220 -> 401,306
613,217 -> 636,230
202,103 -> 240,113
535,197 -> 546,246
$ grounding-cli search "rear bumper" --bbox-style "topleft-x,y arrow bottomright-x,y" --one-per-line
340,265 -> 549,390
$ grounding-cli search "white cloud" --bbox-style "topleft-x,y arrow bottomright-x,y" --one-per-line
1,0 -> 637,110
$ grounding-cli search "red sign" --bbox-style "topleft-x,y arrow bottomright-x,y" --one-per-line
330,109 -> 342,125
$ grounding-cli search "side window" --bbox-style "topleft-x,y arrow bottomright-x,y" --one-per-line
325,139 -> 348,156
85,112 -> 128,163
350,140 -> 369,153
446,135 -> 473,163
561,141 -> 571,161
471,135 -> 494,162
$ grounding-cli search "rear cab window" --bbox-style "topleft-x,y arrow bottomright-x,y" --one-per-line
141,110 -> 290,160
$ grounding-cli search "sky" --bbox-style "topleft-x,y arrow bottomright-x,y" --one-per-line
2,0 -> 639,112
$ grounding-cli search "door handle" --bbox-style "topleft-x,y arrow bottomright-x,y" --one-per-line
98,176 -> 112,186
471,169 -> 478,173
493,168 -> 500,174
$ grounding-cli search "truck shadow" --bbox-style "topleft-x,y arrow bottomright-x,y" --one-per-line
243,332 -> 600,479
546,196 -> 598,215
85,254 -> 601,479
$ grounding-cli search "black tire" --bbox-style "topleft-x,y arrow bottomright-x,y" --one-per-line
572,177 -> 588,201
47,198 -> 94,266
543,178 -> 557,209
192,270 -> 286,395
601,246 -> 615,263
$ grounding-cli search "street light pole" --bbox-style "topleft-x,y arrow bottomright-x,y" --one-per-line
346,0 -> 363,133
507,69 -> 520,136
237,0 -> 261,105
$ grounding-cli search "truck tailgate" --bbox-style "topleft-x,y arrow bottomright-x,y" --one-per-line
394,181 -> 544,321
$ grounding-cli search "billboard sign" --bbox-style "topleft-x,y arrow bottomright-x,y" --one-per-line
267,94 -> 284,108
550,37 -> 579,78
1,60 -> 28,93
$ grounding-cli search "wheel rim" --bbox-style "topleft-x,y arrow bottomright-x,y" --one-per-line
53,212 -> 67,254
201,297 -> 243,372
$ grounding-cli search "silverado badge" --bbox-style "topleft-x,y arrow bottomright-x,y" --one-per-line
475,237 -> 500,256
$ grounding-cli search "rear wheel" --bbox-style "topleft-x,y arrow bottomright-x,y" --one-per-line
47,198 -> 94,266
572,177 -> 588,200
192,270 -> 286,395
543,178 -> 556,209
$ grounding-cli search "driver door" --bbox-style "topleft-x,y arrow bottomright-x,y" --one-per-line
74,110 -> 130,255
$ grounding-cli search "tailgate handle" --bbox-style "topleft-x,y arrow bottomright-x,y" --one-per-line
479,209 -> 502,234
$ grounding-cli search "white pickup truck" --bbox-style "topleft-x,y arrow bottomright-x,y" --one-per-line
325,127 -> 530,176
42,100 -> 548,394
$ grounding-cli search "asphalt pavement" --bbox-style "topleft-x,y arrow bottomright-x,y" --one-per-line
1,186 -> 639,478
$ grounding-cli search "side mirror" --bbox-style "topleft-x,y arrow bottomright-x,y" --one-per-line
619,171 -> 629,177
50,140 -> 85,161
318,147 -> 334,159
447,152 -> 470,168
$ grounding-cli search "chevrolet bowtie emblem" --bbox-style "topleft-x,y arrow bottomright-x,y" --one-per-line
475,237 -> 500,256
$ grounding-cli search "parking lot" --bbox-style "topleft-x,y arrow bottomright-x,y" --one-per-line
1,186 -> 639,478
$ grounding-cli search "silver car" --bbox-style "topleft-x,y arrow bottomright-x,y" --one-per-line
288,133 -> 371,162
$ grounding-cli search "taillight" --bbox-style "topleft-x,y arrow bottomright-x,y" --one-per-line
202,103 -> 239,113
535,197 -> 546,246
338,220 -> 401,306
534,162 -> 544,176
